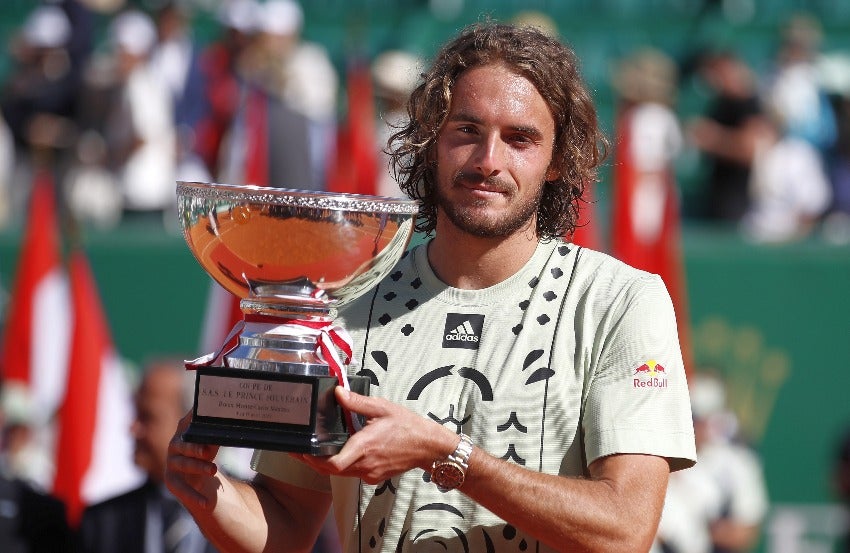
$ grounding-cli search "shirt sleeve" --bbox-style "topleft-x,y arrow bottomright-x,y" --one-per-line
582,273 -> 697,471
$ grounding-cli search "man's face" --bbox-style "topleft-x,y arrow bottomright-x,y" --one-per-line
433,62 -> 557,238
131,368 -> 184,482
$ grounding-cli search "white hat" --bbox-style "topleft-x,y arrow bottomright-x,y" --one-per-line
110,9 -> 157,56
218,0 -> 260,33
260,0 -> 303,36
22,5 -> 72,49
689,373 -> 727,420
372,50 -> 424,99
0,382 -> 34,426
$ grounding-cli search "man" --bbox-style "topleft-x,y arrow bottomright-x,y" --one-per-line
0,383 -> 71,553
165,22 -> 696,553
686,50 -> 771,222
79,359 -> 218,553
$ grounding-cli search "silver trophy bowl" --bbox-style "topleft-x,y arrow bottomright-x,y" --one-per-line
176,181 -> 419,453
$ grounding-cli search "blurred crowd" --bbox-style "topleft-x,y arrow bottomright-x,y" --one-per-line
0,0 -> 423,234
0,1 -> 849,245
608,9 -> 850,246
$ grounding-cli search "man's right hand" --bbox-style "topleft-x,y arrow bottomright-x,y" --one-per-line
165,411 -> 222,512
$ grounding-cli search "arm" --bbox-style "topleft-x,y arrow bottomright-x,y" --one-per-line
686,114 -> 773,166
710,519 -> 761,551
296,388 -> 670,553
165,412 -> 332,553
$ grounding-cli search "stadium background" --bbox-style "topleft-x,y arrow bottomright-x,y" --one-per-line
1,0 -> 849,550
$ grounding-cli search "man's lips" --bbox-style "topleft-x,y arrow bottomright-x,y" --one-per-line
453,173 -> 512,194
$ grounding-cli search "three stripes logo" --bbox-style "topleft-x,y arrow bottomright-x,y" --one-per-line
442,313 -> 485,350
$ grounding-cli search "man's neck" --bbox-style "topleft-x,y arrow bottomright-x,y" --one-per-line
426,224 -> 540,290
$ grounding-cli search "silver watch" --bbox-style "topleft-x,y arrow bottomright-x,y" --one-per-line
430,433 -> 473,490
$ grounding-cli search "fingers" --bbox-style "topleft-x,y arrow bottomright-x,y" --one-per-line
335,386 -> 386,418
165,410 -> 221,510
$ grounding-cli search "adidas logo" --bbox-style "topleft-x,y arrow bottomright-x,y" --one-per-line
447,321 -> 479,342
442,314 -> 485,350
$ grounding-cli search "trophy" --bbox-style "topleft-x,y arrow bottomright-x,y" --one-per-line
176,182 -> 419,455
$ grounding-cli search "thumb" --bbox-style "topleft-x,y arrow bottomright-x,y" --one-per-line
335,385 -> 382,417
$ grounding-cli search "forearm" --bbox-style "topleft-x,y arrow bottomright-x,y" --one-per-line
459,449 -> 668,553
186,474 -> 270,553
186,472 -> 327,553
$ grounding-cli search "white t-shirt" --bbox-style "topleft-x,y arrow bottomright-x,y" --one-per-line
254,239 -> 696,552
118,65 -> 176,211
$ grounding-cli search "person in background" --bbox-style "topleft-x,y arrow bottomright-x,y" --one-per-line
148,0 -> 210,184
0,383 -> 54,491
655,372 -> 768,553
687,50 -> 772,223
260,0 -> 338,188
78,358 -> 218,553
762,13 -> 836,157
102,9 -> 176,227
610,47 -> 684,265
219,0 -> 337,190
0,381 -> 71,553
834,427 -> 850,553
739,106 -> 832,243
0,4 -> 78,222
195,0 -> 260,180
370,49 -> 424,198
693,372 -> 769,553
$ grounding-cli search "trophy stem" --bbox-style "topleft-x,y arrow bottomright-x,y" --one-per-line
239,298 -> 338,321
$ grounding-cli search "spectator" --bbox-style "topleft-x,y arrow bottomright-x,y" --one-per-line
371,49 -> 423,198
741,109 -> 832,242
0,383 -> 54,491
220,0 -> 337,189
0,112 -> 14,228
610,47 -> 684,264
817,52 -> 850,241
687,50 -> 773,223
655,372 -> 769,553
762,13 -> 836,156
148,0 -> 211,183
102,9 -> 177,226
834,427 -> 850,553
78,357 -> 219,553
195,0 -> 260,179
0,380 -> 72,553
0,4 -> 78,222
695,372 -> 769,553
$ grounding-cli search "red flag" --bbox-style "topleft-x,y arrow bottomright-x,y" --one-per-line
611,106 -> 693,374
0,170 -> 71,425
327,59 -> 378,195
52,250 -> 142,527
244,86 -> 269,186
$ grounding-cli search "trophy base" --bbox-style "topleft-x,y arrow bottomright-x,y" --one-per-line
184,367 -> 370,456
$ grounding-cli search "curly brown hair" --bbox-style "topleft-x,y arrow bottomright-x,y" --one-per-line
388,22 -> 608,239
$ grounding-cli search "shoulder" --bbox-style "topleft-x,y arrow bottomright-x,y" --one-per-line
569,245 -> 665,298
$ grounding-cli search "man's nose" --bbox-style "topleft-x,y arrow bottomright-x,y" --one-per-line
471,134 -> 503,176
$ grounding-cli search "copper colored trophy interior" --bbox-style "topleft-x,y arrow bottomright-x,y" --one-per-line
186,204 -> 403,300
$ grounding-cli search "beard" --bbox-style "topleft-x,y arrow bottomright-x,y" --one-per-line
436,171 -> 543,238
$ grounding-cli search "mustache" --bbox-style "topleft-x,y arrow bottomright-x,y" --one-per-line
452,171 -> 513,192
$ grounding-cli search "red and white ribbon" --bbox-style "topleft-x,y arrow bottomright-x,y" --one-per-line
185,315 -> 361,432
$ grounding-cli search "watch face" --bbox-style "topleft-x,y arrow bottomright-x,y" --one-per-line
432,461 -> 465,490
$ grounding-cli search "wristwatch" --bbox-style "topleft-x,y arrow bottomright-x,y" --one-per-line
430,433 -> 473,490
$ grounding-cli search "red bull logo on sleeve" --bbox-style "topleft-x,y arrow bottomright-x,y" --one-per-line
633,360 -> 668,388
